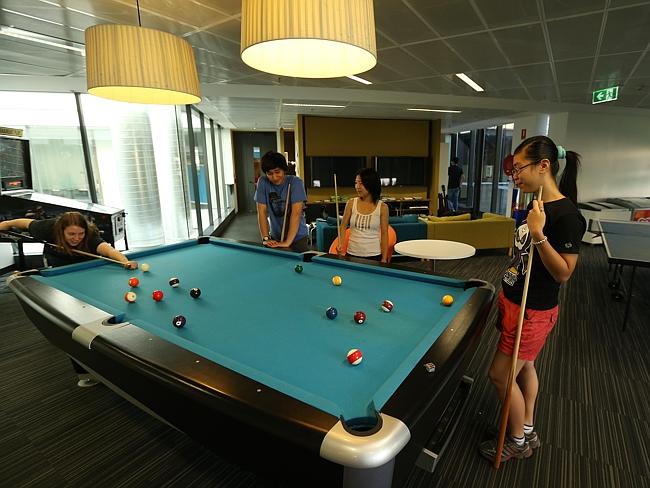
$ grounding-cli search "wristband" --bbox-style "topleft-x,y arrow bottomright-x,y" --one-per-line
262,236 -> 270,242
531,236 -> 548,246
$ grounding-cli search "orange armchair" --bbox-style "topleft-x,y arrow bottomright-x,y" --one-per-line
329,225 -> 397,262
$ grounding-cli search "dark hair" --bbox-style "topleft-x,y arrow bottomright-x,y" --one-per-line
356,167 -> 381,203
53,212 -> 99,255
260,151 -> 289,173
513,135 -> 581,205
450,156 -> 459,164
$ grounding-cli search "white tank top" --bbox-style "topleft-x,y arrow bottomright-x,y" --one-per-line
347,198 -> 382,257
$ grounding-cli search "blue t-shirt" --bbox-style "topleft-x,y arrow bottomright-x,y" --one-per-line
254,175 -> 308,242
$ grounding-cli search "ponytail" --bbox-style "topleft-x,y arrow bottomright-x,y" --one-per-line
559,150 -> 581,205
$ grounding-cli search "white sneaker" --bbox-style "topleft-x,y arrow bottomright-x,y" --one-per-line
77,377 -> 99,388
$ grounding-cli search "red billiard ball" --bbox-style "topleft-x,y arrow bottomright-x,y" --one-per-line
124,291 -> 137,303
347,348 -> 363,365
381,300 -> 394,313
172,315 -> 186,328
354,311 -> 366,324
128,277 -> 139,288
152,290 -> 164,302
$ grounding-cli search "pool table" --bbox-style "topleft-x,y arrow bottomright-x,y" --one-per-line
8,238 -> 494,487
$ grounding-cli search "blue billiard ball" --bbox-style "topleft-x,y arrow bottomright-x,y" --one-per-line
172,315 -> 186,328
326,307 -> 338,320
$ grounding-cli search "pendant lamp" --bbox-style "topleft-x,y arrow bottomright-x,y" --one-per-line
85,1 -> 201,105
240,0 -> 377,78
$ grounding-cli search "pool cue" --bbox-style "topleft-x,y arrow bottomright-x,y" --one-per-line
494,186 -> 544,469
333,174 -> 342,252
0,229 -> 126,266
280,182 -> 292,243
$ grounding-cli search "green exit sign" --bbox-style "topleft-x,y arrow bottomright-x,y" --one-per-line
592,86 -> 619,104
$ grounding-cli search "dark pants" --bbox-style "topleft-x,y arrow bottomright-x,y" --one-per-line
348,253 -> 382,262
290,236 -> 311,253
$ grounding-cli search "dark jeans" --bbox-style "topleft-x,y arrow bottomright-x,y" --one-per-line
348,253 -> 382,262
290,236 -> 310,253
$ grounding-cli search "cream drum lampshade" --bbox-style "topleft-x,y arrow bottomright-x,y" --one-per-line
85,24 -> 201,105
240,0 -> 377,78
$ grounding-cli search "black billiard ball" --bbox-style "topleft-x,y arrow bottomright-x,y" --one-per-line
326,307 -> 338,320
172,315 -> 186,328
189,287 -> 201,299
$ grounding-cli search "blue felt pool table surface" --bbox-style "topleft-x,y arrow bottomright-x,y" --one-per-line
35,239 -> 474,421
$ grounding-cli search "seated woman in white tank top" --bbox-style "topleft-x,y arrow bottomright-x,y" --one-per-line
337,168 -> 389,262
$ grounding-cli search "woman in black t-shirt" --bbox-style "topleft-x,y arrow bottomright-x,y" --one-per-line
479,136 -> 586,463
0,211 -> 136,269
0,211 -> 136,387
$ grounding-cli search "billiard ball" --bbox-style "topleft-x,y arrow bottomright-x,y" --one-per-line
140,263 -> 150,272
128,277 -> 139,288
347,348 -> 363,365
124,291 -> 137,303
152,290 -> 164,302
332,275 -> 342,286
189,287 -> 201,299
326,307 -> 338,320
169,277 -> 180,288
381,300 -> 394,313
354,311 -> 366,324
441,295 -> 454,306
172,315 -> 186,328
295,264 -> 303,274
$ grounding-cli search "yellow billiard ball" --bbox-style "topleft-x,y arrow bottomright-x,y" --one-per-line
332,275 -> 342,286
441,294 -> 454,306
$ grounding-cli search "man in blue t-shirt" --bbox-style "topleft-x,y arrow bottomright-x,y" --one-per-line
254,151 -> 310,252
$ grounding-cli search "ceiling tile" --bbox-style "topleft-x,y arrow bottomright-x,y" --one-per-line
0,38 -> 85,72
473,0 -> 539,28
543,0 -> 606,18
376,32 -> 396,50
0,57 -> 69,76
204,18 -> 241,43
446,33 -> 508,70
466,68 -> 521,90
405,40 -> 469,75
139,0 -> 230,30
377,80 -> 430,93
493,87 -> 530,99
547,13 -> 602,61
377,48 -> 438,78
407,0 -> 484,37
512,63 -> 555,86
600,4 -> 650,55
559,82 -> 591,102
193,0 -> 242,16
373,0 -> 436,44
415,76 -> 459,94
0,10 -> 86,43
527,85 -> 558,102
555,58 -> 594,83
594,52 -> 643,84
609,89 -> 646,107
630,53 -> 650,78
362,62 -> 408,83
492,24 -> 548,65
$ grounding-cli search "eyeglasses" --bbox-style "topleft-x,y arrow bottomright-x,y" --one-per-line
511,162 -> 537,176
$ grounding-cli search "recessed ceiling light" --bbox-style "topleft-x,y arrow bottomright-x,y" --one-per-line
282,103 -> 346,108
407,108 -> 462,113
455,73 -> 484,92
0,26 -> 86,55
346,74 -> 372,85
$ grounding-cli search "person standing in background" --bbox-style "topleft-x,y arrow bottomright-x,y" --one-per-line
447,156 -> 464,212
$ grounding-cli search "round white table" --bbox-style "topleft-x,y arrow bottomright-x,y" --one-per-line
394,239 -> 476,271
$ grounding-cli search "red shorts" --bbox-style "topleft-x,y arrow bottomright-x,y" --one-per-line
497,290 -> 558,361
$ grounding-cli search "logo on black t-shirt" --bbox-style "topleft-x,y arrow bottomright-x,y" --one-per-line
503,223 -> 531,287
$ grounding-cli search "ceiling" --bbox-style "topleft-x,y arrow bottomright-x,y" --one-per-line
1,0 -> 650,130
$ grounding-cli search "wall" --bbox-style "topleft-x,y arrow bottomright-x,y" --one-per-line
511,114 -> 549,149
0,244 -> 13,270
549,112 -> 650,201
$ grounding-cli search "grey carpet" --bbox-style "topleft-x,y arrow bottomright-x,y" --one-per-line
1,240 -> 649,487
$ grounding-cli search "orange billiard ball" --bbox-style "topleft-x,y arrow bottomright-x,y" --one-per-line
332,275 -> 342,286
441,294 -> 454,306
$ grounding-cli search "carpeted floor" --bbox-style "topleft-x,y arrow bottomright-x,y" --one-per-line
1,219 -> 649,487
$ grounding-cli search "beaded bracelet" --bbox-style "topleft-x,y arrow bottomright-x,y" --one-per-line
532,236 -> 548,246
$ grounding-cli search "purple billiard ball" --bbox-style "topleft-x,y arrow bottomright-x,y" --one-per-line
172,315 -> 186,328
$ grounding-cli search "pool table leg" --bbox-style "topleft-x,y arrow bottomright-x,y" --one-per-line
342,458 -> 395,488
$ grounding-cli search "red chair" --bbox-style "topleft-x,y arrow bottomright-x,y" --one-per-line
329,226 -> 397,262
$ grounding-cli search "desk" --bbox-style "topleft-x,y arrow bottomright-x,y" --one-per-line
8,239 -> 493,487
598,220 -> 650,330
394,239 -> 476,271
